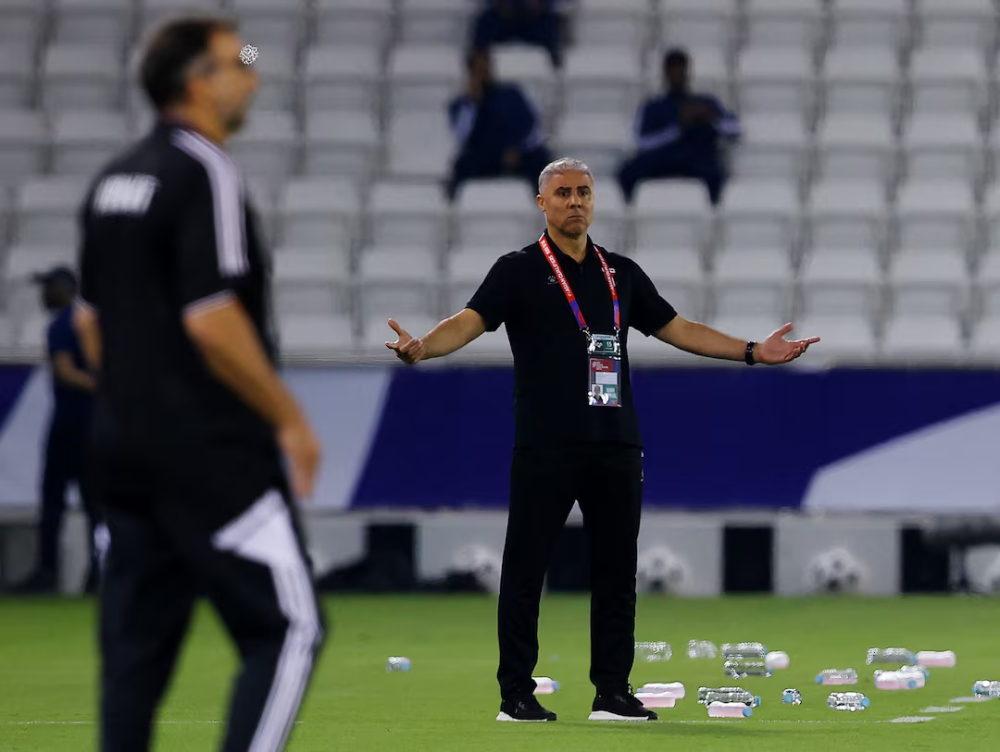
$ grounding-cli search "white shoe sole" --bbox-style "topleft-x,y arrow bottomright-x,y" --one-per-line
496,712 -> 552,722
588,711 -> 652,722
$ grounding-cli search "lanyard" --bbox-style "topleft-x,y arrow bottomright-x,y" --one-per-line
538,233 -> 620,334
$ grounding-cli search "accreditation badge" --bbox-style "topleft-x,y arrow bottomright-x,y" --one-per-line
587,333 -> 621,407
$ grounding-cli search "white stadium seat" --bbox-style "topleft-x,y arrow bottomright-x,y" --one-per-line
0,42 -> 34,108
660,0 -> 739,50
730,113 -> 807,183
368,181 -> 450,251
828,0 -> 911,51
52,0 -> 133,48
249,43 -> 297,111
915,0 -> 995,52
494,46 -> 557,117
228,111 -> 298,184
554,113 -> 632,180
737,47 -> 816,120
303,111 -> 380,182
882,313 -> 965,358
230,0 -> 307,47
278,178 -> 362,251
386,111 -> 455,181
279,313 -> 355,353
563,47 -> 643,118
632,247 -> 708,321
895,179 -> 976,256
588,180 -> 628,253
445,250 -> 499,312
814,113 -> 897,184
908,47 -> 987,116
455,180 -> 541,249
51,110 -> 130,176
633,180 -> 713,252
807,179 -> 888,251
138,0 -> 227,41
795,315 -> 878,359
822,47 -> 902,119
315,0 -> 393,50
14,178 -> 90,246
397,0 -> 475,45
0,110 -> 47,188
902,113 -> 983,182
273,249 -> 351,318
888,249 -> 969,318
0,0 -> 45,47
575,0 -> 652,49
388,45 -> 463,114
744,0 -> 825,50
304,46 -> 382,118
718,179 -> 800,252
42,44 -> 122,114
357,246 -> 440,319
800,249 -> 882,321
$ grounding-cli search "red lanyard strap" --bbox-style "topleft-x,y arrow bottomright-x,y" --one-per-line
538,233 -> 620,333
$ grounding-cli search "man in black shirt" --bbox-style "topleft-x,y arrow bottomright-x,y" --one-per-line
386,157 -> 818,722
74,18 -> 324,752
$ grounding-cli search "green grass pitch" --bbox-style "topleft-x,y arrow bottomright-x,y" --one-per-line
1,595 -> 999,751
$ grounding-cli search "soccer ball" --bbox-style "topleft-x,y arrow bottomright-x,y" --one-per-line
808,548 -> 863,593
452,545 -> 502,593
636,546 -> 686,594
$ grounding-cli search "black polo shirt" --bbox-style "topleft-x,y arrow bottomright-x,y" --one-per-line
467,232 -> 677,449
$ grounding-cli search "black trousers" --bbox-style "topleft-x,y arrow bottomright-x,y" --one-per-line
38,416 -> 101,577
98,474 -> 325,752
497,445 -> 643,700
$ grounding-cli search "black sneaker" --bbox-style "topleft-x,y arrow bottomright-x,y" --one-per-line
588,688 -> 659,722
497,695 -> 557,722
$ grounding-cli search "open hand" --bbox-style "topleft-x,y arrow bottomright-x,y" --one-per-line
385,319 -> 427,365
754,323 -> 820,365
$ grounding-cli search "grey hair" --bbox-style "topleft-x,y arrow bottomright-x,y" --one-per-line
538,157 -> 593,194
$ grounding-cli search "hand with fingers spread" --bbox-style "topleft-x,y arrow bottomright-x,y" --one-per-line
754,322 -> 821,365
385,318 -> 428,365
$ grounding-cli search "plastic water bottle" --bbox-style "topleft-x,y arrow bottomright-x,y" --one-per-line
816,668 -> 858,685
866,648 -> 916,666
897,665 -> 930,680
635,691 -> 676,708
765,651 -> 790,670
639,682 -> 685,699
827,692 -> 870,711
687,640 -> 718,659
916,650 -> 956,668
873,669 -> 924,690
972,680 -> 1000,698
697,687 -> 761,707
532,677 -> 559,695
721,642 -> 767,658
725,658 -> 771,679
635,641 -> 672,662
708,701 -> 753,718
386,657 -> 411,672
782,688 -> 802,705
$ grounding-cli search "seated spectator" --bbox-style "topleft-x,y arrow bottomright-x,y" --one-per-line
471,0 -> 563,68
446,49 -> 553,201
618,48 -> 741,205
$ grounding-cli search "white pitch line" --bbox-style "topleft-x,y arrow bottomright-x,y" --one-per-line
950,696 -> 994,703
921,706 -> 963,713
889,716 -> 935,723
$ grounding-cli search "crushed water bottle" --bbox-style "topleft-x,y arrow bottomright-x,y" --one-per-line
724,658 -> 772,679
532,677 -> 559,695
782,688 -> 802,705
873,669 -> 924,690
687,640 -> 718,659
867,647 -> 916,666
816,668 -> 858,685
697,687 -> 761,707
972,680 -> 1000,698
386,657 -> 411,672
635,641 -> 672,662
917,650 -> 956,668
827,692 -> 870,711
721,642 -> 767,658
897,665 -> 930,680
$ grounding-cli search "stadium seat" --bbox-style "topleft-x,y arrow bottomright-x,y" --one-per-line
888,249 -> 969,318
908,47 -> 988,117
228,110 -> 298,184
357,246 -> 441,319
828,0 -> 911,51
713,276 -> 793,322
303,111 -> 379,182
794,314 -> 878,358
5,245 -> 76,281
454,180 -> 540,249
969,315 -> 1000,356
315,0 -> 393,51
631,247 -> 706,315
386,112 -> 455,181
52,0 -> 133,48
51,110 -> 130,176
574,0 -> 652,49
42,44 -> 122,114
494,46 -> 557,118
588,180 -> 628,253
273,248 -> 351,318
458,322 -> 512,361
0,0 -> 46,48
800,249 -> 883,321
714,247 -> 793,285
0,110 -> 47,188
813,113 -> 897,184
279,313 -> 355,353
562,47 -> 643,118
660,0 -> 739,50
822,47 -> 902,119
902,113 -> 983,182
717,179 -> 800,253
882,312 -> 965,358
554,113 -> 632,180
303,46 -> 382,118
245,179 -> 277,246
388,45 -> 464,115
915,0 -> 995,52
744,0 -> 825,51
138,0 -> 227,42
981,182 -> 1000,255
14,178 -> 89,246
361,313 -> 439,355
397,0 -> 475,45
250,43 -> 297,112
633,180 -> 713,253
894,179 -> 976,257
0,315 -> 14,350
368,181 -> 450,251
730,113 -> 808,183
229,0 -> 307,47
278,178 -> 362,251
0,42 -> 34,108
15,313 -> 48,352
737,47 -> 817,121
807,179 -> 888,251
445,250 -> 499,313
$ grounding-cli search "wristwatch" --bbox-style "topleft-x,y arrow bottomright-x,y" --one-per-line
744,341 -> 757,366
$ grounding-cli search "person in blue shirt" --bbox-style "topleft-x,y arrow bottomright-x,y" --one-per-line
471,0 -> 563,68
446,48 -> 553,201
12,267 -> 100,594
617,48 -> 741,205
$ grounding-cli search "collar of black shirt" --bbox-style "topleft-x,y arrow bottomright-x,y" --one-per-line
542,231 -> 597,267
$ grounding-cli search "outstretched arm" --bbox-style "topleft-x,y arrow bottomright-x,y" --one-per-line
386,309 -> 487,365
655,317 -> 818,364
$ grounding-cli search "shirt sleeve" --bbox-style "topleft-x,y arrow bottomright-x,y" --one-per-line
77,188 -> 99,311
47,317 -> 74,358
173,155 -> 249,314
629,260 -> 677,337
466,256 -> 513,332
